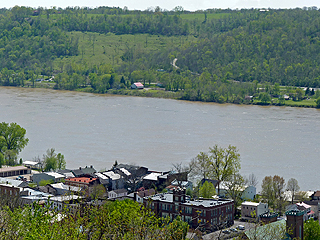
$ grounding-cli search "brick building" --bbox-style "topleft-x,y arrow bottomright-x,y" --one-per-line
65,177 -> 100,196
143,188 -> 234,230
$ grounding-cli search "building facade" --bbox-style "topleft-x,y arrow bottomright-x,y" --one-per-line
241,201 -> 268,221
144,188 -> 234,230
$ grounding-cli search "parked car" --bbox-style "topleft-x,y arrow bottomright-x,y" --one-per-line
230,228 -> 238,232
237,225 -> 245,230
222,229 -> 231,234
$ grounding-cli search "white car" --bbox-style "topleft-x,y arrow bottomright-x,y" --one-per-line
237,225 -> 245,230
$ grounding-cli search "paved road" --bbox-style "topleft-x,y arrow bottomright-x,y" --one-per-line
200,220 -> 256,240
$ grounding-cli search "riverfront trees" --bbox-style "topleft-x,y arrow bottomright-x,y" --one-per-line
43,148 -> 66,171
287,178 -> 300,204
261,175 -> 287,214
0,122 -> 29,165
190,145 -> 241,195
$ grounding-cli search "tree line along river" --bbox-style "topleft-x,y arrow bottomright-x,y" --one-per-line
1,86 -> 319,191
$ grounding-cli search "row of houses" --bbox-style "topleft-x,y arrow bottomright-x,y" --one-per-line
5,161 -> 318,238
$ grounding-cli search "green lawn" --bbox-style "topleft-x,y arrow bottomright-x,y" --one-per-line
284,99 -> 316,107
54,32 -> 195,70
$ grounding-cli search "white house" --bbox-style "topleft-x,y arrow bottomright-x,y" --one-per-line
218,181 -> 256,201
242,185 -> 256,200
108,188 -> 128,199
241,201 -> 269,220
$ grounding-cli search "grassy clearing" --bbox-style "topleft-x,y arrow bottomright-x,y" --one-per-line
54,32 -> 195,70
284,99 -> 316,107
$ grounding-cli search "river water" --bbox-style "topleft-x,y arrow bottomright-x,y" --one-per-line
0,87 -> 319,191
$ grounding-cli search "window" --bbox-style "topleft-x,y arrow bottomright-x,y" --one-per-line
184,216 -> 192,224
175,203 -> 179,212
185,207 -> 192,214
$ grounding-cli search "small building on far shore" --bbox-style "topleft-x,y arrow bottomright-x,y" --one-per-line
131,82 -> 144,89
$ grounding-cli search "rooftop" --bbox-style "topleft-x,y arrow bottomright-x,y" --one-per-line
45,172 -> 65,179
119,168 -> 131,176
0,177 -> 24,187
296,202 -> 311,211
145,193 -> 233,207
242,201 -> 263,207
95,172 -> 109,180
66,177 -> 98,183
49,195 -> 82,202
23,161 -> 39,166
245,219 -> 286,240
133,82 -> 144,87
103,171 -> 121,180
143,172 -> 162,181
0,166 -> 28,173
50,183 -> 82,192
110,189 -> 127,194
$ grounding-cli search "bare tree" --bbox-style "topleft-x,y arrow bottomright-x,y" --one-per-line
246,173 -> 258,187
188,152 -> 210,181
224,173 -> 246,215
171,162 -> 190,187
287,178 -> 300,204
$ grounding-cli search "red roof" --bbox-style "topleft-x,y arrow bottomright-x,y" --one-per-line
66,177 -> 97,183
308,210 -> 315,215
134,82 -> 144,87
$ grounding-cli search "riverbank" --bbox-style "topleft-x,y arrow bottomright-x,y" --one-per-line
18,82 -> 320,109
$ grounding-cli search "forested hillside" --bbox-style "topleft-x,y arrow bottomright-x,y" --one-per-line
1,6 -> 320,106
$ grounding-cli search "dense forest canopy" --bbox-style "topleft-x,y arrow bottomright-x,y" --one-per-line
0,6 -> 320,105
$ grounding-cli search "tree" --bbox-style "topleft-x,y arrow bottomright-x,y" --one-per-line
246,173 -> 258,188
43,148 -> 66,172
189,152 -> 210,180
261,175 -> 287,214
0,153 -> 4,168
304,219 -> 320,240
208,145 -> 241,195
56,153 -> 66,170
199,181 -> 216,198
259,92 -> 271,104
287,178 -> 300,204
316,96 -> 320,108
261,176 -> 274,207
295,88 -> 304,100
224,173 -> 246,214
0,122 -> 29,165
273,175 -> 286,215
171,162 -> 190,188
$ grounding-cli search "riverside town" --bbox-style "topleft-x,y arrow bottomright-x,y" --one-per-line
1,4 -> 320,240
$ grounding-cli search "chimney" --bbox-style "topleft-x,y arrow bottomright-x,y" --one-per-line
286,210 -> 304,240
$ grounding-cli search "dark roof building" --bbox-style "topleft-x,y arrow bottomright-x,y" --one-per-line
144,188 -> 234,230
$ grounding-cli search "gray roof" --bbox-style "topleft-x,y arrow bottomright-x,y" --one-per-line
81,166 -> 96,174
145,193 -> 233,208
71,169 -> 84,177
111,188 -> 127,194
0,177 -> 24,187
